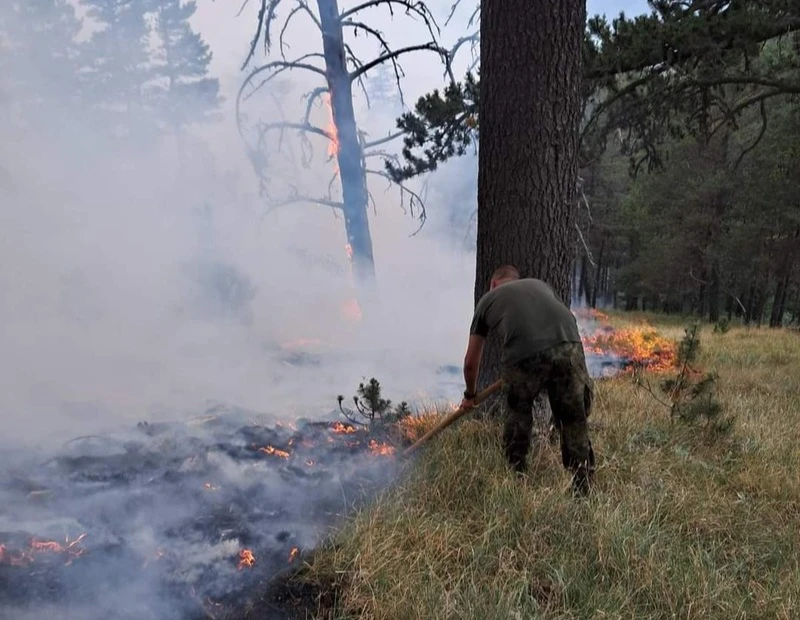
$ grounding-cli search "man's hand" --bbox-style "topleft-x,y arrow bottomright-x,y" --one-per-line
460,397 -> 475,411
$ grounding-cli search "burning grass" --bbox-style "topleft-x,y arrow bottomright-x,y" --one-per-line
282,316 -> 800,620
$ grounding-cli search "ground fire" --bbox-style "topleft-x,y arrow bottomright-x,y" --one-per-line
237,549 -> 256,570
574,308 -> 678,374
0,309 -> 673,619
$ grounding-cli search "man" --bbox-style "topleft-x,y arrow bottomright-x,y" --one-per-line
461,265 -> 595,494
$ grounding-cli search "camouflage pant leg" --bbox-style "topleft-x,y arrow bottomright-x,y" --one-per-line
501,357 -> 549,473
545,343 -> 596,493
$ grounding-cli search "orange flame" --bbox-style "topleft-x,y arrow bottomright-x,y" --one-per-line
324,93 -> 340,174
259,445 -> 291,459
0,534 -> 88,567
368,439 -> 396,456
288,546 -> 300,563
331,421 -> 357,434
237,549 -> 255,570
342,298 -> 362,321
583,325 -> 677,371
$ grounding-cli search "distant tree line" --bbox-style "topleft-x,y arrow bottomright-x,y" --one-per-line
0,0 -> 219,144
389,0 -> 800,328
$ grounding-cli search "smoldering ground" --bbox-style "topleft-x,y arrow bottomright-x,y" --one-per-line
0,2 -> 477,617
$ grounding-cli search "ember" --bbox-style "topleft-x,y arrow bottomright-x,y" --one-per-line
237,549 -> 255,570
0,533 -> 87,568
331,421 -> 358,434
368,439 -> 396,456
259,445 -> 291,459
0,411 -> 401,619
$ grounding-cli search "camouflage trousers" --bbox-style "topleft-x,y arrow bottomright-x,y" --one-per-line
501,342 -> 596,494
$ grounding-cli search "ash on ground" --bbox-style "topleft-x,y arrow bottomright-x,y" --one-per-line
0,410 -> 399,620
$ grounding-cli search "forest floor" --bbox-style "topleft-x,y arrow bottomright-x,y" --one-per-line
235,313 -> 800,620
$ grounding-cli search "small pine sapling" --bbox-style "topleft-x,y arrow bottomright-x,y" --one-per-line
635,323 -> 734,438
337,378 -> 411,431
713,317 -> 731,334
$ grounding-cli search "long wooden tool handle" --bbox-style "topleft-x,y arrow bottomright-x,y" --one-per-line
402,379 -> 504,457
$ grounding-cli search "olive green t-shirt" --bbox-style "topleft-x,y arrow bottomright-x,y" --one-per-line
469,278 -> 582,365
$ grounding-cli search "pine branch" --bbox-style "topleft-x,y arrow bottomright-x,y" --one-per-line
365,168 -> 426,233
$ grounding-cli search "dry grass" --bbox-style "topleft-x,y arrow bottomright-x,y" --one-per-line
297,317 -> 800,620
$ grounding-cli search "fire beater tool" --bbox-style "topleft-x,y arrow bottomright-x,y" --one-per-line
402,379 -> 504,457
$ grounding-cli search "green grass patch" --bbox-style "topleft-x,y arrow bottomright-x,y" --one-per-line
288,320 -> 800,620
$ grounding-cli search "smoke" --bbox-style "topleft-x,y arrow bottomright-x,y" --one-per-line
0,0 -> 483,455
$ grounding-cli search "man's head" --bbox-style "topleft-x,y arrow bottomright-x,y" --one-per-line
490,265 -> 520,289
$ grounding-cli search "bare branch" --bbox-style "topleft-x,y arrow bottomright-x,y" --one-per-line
239,57 -> 327,109
449,31 -> 478,62
341,0 -> 441,40
349,43 -> 448,83
270,195 -> 344,211
302,86 -> 329,127
342,19 -> 407,104
279,2 -> 322,59
363,130 -> 404,149
241,0 -> 283,69
257,120 -> 331,141
365,168 -> 427,234
343,43 -> 372,107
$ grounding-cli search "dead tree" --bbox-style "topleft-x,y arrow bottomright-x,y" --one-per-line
236,0 -> 450,303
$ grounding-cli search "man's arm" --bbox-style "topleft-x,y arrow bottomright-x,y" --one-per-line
462,334 -> 485,404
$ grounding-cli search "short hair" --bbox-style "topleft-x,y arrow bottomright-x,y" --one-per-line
491,265 -> 520,281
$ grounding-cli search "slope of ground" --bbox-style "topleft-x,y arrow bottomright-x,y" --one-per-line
262,315 -> 800,619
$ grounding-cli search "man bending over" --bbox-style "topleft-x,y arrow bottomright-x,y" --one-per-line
461,265 -> 595,495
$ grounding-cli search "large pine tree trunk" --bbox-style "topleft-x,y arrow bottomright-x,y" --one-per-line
317,0 -> 376,297
475,0 -> 585,388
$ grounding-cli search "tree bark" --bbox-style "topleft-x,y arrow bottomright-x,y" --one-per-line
317,0 -> 376,297
475,0 -> 586,386
475,0 -> 585,389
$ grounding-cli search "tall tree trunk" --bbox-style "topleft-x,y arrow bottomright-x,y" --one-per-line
590,235 -> 605,308
709,260 -> 720,323
769,226 -> 800,327
317,0 -> 376,297
475,0 -> 584,388
577,254 -> 588,304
